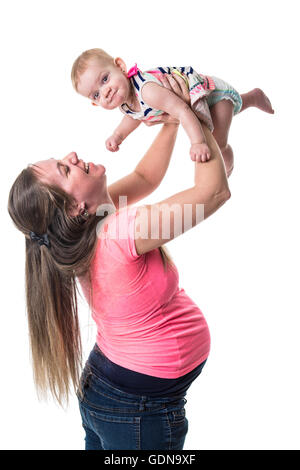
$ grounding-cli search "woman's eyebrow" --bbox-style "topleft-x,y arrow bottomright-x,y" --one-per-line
56,161 -> 65,177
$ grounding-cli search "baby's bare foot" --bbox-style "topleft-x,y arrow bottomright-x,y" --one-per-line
252,88 -> 274,114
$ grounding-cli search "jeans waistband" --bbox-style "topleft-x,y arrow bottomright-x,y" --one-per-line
80,346 -> 188,406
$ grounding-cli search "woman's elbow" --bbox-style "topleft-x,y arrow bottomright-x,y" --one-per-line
207,188 -> 231,218
221,188 -> 231,201
193,184 -> 231,204
208,182 -> 231,202
215,187 -> 231,206
206,186 -> 231,212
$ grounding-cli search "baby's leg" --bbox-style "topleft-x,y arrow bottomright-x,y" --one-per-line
240,88 -> 274,114
210,100 -> 234,177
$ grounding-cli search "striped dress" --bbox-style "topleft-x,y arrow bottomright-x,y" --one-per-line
120,65 -> 216,130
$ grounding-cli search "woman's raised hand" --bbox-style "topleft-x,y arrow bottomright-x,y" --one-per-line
160,72 -> 190,103
143,73 -> 190,126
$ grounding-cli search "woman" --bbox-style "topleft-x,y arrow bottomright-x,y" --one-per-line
7,75 -> 230,450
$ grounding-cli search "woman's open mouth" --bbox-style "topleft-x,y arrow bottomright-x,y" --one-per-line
84,162 -> 90,174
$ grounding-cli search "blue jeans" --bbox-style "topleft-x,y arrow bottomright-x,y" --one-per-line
77,356 -> 198,450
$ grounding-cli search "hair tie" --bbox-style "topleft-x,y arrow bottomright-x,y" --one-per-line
30,231 -> 51,248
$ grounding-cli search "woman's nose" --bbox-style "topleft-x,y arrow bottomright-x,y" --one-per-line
64,152 -> 78,163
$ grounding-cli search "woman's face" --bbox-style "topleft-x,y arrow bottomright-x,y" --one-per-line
30,152 -> 108,215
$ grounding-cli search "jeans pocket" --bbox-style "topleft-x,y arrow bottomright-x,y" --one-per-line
87,408 -> 141,450
171,407 -> 186,426
165,406 -> 188,450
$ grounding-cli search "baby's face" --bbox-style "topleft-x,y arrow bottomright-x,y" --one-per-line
77,60 -> 130,110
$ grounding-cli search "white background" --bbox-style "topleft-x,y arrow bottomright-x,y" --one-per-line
1,0 -> 299,450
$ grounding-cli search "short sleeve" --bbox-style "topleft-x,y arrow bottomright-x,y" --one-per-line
98,205 -> 140,262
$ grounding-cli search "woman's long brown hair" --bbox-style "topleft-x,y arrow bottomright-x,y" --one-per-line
7,166 -> 172,406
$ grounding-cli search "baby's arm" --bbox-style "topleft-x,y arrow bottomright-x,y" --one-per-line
142,81 -> 210,162
106,115 -> 141,152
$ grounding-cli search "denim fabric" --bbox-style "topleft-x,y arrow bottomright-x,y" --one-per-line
77,348 -> 206,450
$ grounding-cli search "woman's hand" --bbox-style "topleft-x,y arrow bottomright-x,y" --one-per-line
143,73 -> 190,127
160,72 -> 190,104
143,113 -> 178,126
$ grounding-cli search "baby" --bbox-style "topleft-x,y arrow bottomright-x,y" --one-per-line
71,48 -> 274,167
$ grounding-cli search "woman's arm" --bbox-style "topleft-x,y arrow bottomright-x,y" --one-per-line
134,124 -> 231,255
141,81 -> 210,162
108,122 -> 179,209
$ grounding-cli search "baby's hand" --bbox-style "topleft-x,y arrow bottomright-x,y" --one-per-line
105,134 -> 123,152
190,143 -> 211,163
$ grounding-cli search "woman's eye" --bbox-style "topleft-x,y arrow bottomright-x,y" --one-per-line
64,165 -> 70,175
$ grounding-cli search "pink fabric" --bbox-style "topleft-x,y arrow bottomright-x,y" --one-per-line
127,64 -> 138,78
79,206 -> 210,378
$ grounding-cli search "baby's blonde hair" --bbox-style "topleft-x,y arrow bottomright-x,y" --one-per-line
71,48 -> 114,91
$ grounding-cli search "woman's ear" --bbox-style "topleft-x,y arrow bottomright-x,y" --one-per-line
67,201 -> 85,218
114,57 -> 127,75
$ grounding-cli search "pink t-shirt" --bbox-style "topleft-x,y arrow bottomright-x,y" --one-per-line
79,205 -> 210,378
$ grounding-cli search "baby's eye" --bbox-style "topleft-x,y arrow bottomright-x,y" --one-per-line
102,75 -> 108,84
93,91 -> 100,100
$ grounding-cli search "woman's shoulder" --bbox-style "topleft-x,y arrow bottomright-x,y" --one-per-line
101,205 -> 138,230
94,205 -> 141,262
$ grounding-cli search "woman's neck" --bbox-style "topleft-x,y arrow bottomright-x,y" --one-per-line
89,192 -> 116,217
